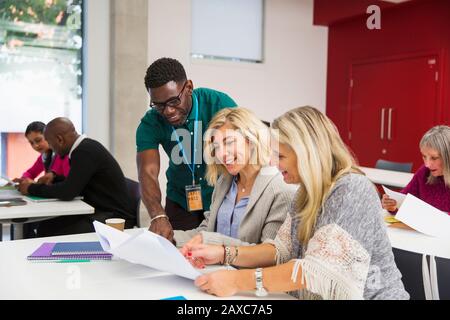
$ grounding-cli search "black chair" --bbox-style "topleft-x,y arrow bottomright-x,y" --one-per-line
125,178 -> 141,228
392,248 -> 426,300
436,256 -> 450,299
375,159 -> 413,173
393,248 -> 450,300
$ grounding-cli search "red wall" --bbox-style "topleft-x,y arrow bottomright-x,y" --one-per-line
314,0 -> 396,26
6,133 -> 38,180
321,0 -> 450,145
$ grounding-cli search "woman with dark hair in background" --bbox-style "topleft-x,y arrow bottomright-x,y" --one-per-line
13,121 -> 70,186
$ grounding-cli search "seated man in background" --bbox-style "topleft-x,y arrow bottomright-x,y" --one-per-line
18,117 -> 135,237
13,121 -> 70,186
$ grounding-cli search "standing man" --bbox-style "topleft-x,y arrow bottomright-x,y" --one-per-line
137,57 -> 237,242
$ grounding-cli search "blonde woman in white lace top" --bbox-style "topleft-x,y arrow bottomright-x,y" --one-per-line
185,106 -> 409,300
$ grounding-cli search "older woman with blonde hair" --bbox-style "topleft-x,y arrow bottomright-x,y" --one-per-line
186,106 -> 409,300
174,107 -> 296,250
382,125 -> 450,214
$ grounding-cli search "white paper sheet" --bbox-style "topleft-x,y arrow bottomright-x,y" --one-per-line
93,221 -> 202,280
396,193 -> 450,240
0,178 -> 8,188
0,176 -> 18,187
382,185 -> 406,207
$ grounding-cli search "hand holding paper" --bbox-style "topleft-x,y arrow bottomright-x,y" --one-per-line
382,185 -> 406,207
93,221 -> 201,280
0,176 -> 18,187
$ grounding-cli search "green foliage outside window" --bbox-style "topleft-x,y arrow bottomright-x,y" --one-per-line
0,0 -> 81,26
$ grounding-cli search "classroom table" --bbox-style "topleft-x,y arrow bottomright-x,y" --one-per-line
386,224 -> 450,259
0,189 -> 94,240
359,166 -> 413,188
0,229 -> 294,300
386,220 -> 450,300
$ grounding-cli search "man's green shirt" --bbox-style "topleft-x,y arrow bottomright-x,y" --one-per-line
136,88 -> 237,211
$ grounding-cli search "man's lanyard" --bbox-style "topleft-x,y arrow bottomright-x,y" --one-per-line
171,96 -> 200,186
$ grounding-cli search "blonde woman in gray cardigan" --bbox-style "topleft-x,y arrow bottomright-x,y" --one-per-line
174,108 -> 295,250
186,106 -> 409,300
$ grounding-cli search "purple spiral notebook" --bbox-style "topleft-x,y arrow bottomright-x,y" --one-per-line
27,243 -> 113,261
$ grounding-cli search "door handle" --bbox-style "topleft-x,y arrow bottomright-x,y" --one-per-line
388,108 -> 393,141
380,108 -> 386,140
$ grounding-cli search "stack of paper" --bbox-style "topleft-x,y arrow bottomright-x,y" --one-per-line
93,221 -> 201,280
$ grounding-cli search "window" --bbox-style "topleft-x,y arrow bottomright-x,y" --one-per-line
191,0 -> 264,63
0,0 -> 83,178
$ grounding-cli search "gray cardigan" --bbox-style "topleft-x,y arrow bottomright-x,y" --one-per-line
268,173 -> 409,300
174,166 -> 297,247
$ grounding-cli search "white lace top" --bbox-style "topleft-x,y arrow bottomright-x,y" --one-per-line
265,174 -> 409,300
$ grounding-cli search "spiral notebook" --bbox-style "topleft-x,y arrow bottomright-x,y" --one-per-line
25,195 -> 83,203
52,241 -> 107,256
27,243 -> 112,261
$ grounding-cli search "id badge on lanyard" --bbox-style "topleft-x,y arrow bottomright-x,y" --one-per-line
185,184 -> 203,212
172,95 -> 203,212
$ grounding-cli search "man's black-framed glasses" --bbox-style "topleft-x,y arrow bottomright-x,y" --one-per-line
149,81 -> 187,113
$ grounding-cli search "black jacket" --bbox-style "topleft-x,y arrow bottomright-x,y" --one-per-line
29,138 -> 134,221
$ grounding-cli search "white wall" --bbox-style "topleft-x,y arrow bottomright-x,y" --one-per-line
148,0 -> 328,121
84,0 -> 111,149
147,0 -> 328,202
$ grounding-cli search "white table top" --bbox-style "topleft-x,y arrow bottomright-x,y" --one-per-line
386,224 -> 450,259
359,166 -> 414,188
0,229 -> 293,300
0,190 -> 94,221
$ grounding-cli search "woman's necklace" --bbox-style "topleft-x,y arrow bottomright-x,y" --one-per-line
237,177 -> 250,193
